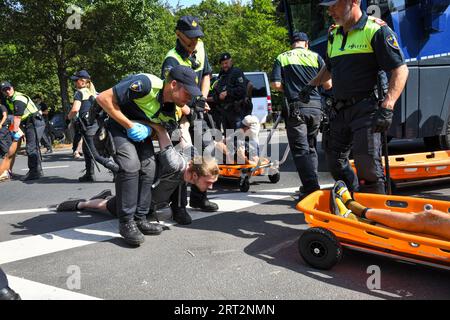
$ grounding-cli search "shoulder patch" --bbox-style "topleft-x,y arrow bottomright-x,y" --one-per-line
371,16 -> 387,26
386,34 -> 400,50
130,80 -> 143,93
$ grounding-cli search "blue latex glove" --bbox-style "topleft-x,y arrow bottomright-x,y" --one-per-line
126,123 -> 152,142
11,131 -> 22,141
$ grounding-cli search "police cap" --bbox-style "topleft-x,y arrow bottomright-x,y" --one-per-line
291,32 -> 309,43
319,0 -> 338,6
0,81 -> 12,91
219,52 -> 231,63
169,65 -> 202,97
70,70 -> 91,81
176,16 -> 204,38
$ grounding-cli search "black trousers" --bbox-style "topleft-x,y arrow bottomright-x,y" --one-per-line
40,119 -> 52,150
0,126 -> 12,158
80,122 -> 114,177
326,97 -> 385,194
283,102 -> 322,194
23,116 -> 45,173
108,121 -> 156,223
0,267 -> 8,290
220,105 -> 243,131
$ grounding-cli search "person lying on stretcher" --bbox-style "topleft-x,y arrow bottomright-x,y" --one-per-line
330,181 -> 450,241
214,115 -> 261,165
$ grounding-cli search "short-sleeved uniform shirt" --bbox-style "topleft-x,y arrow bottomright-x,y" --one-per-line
161,40 -> 212,84
113,74 -> 174,123
73,88 -> 94,117
272,47 -> 325,102
325,13 -> 405,100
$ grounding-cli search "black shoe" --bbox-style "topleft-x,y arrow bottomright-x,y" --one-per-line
135,219 -> 163,235
78,174 -> 96,182
0,287 -> 21,300
189,198 -> 219,212
104,160 -> 120,174
172,207 -> 192,225
90,189 -> 112,200
56,199 -> 86,212
22,171 -> 43,181
119,221 -> 145,246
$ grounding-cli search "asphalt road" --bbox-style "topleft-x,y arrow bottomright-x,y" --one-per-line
1,131 -> 450,300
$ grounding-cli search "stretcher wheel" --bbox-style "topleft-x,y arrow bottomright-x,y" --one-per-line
268,172 -> 280,183
239,176 -> 250,192
298,227 -> 342,270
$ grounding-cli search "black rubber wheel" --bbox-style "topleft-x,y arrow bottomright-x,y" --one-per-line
298,227 -> 342,270
239,176 -> 250,192
268,172 -> 280,183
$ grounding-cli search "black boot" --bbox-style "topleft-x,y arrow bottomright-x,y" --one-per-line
119,221 -> 145,246
171,206 -> 192,225
189,186 -> 218,212
78,174 -> 96,182
22,170 -> 43,181
135,219 -> 163,235
0,287 -> 21,300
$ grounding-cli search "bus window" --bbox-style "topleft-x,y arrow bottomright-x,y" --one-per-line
285,0 -> 332,41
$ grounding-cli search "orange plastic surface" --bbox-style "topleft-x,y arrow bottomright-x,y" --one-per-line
218,158 -> 271,178
350,150 -> 450,181
296,190 -> 450,266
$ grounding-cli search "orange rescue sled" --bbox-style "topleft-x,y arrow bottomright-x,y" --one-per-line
296,190 -> 450,271
351,150 -> 450,184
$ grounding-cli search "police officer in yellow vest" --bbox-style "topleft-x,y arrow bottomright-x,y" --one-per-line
1,81 -> 45,180
96,65 -> 201,246
304,0 -> 408,194
271,32 -> 332,200
161,16 -> 218,225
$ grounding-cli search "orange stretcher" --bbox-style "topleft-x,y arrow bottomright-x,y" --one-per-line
351,150 -> 450,185
296,190 -> 450,271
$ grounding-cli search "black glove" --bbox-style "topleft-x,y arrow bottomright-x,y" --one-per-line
193,96 -> 207,113
298,85 -> 315,104
373,107 -> 393,133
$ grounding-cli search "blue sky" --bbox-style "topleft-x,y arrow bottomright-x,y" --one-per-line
166,0 -> 251,8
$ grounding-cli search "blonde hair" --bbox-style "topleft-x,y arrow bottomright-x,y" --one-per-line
84,79 -> 97,97
190,156 -> 219,177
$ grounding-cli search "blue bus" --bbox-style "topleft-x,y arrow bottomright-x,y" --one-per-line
279,0 -> 450,149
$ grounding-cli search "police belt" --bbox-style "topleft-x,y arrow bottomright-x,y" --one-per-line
288,99 -> 321,108
333,93 -> 374,111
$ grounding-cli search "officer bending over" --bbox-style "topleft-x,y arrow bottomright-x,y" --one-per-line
95,65 -> 202,246
271,32 -> 332,200
304,0 -> 408,194
1,81 -> 45,181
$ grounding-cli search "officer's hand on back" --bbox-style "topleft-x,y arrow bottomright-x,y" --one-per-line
373,107 -> 393,133
298,85 -> 315,104
127,123 -> 152,142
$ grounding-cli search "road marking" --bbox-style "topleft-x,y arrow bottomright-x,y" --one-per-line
6,275 -> 100,300
0,187 -> 303,265
0,208 -> 52,216
21,165 -> 70,171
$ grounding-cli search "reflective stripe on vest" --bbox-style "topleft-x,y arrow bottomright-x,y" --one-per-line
276,47 -> 320,68
164,39 -> 206,73
327,17 -> 381,59
11,92 -> 39,121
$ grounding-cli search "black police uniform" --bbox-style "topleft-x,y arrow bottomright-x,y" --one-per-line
37,102 -> 53,152
161,19 -> 217,219
325,13 -> 405,194
0,104 -> 12,158
272,44 -> 325,196
73,88 -> 118,181
213,65 -> 248,131
110,73 -> 170,225
7,91 -> 45,179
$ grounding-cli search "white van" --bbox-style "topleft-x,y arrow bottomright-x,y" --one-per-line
244,72 -> 271,125
211,71 -> 272,125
